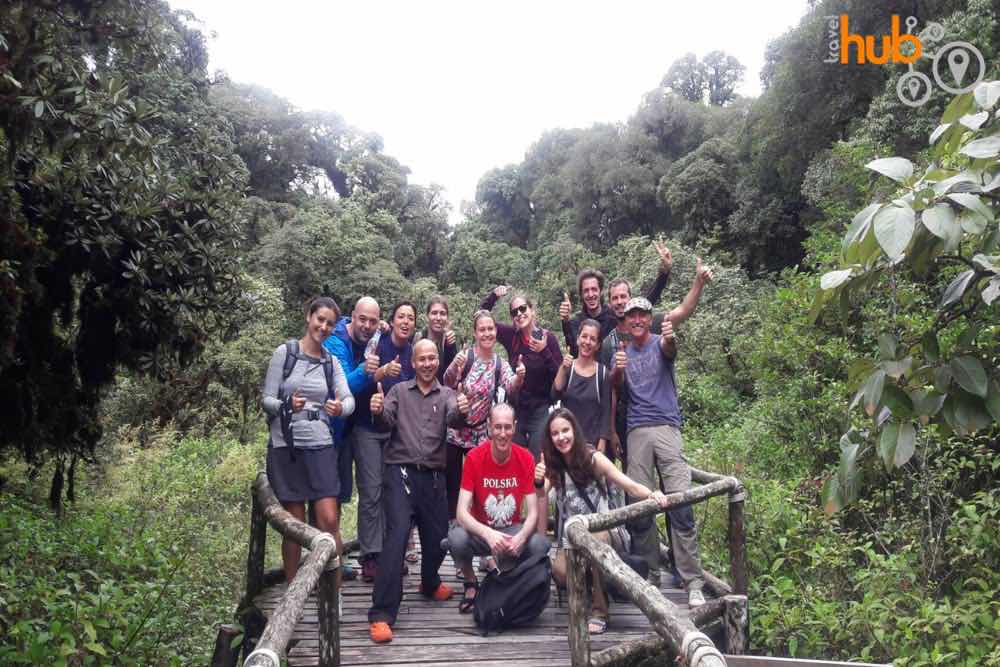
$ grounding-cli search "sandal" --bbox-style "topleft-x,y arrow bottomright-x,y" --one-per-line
587,617 -> 608,635
405,549 -> 419,563
458,581 -> 479,614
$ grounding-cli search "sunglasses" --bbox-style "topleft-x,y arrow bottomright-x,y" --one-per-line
510,304 -> 529,316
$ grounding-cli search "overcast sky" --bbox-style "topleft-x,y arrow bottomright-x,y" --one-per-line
169,0 -> 809,220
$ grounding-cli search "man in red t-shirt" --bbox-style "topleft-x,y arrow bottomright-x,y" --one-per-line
446,403 -> 551,612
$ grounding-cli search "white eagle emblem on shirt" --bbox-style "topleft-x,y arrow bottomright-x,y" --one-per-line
484,492 -> 516,528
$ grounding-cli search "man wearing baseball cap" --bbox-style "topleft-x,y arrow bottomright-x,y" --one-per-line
615,295 -> 706,607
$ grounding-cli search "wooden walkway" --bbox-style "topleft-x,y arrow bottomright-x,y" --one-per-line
254,541 -> 703,667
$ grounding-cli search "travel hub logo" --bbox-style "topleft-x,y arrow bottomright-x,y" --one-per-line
824,14 -> 985,108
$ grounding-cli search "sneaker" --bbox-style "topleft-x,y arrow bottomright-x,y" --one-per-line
688,588 -> 706,608
369,621 -> 393,643
423,582 -> 454,601
361,557 -> 378,583
342,563 -> 357,581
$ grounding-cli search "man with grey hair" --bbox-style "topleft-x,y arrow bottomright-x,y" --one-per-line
446,403 -> 551,613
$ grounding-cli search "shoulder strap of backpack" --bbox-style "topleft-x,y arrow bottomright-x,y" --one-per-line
277,340 -> 299,404
492,354 -> 503,404
319,345 -> 335,398
461,346 -> 475,381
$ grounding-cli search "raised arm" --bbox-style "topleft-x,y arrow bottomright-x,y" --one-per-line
666,257 -> 712,326
642,240 -> 674,305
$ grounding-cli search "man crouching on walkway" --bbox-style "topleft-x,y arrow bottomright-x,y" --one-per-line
368,339 -> 470,643
447,403 -> 551,613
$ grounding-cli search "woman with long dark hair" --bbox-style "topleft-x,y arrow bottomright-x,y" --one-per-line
551,318 -> 612,455
534,407 -> 668,634
263,296 -> 355,583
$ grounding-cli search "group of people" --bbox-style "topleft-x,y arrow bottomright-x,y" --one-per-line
261,241 -> 714,644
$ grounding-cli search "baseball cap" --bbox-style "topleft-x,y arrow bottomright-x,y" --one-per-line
624,297 -> 652,314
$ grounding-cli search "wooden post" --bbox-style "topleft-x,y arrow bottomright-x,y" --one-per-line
246,489 -> 267,602
564,522 -> 591,667
209,623 -> 241,667
724,594 -> 748,654
317,551 -> 341,667
728,486 -> 748,595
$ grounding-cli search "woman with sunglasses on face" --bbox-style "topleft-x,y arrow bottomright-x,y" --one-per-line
263,296 -> 355,584
534,407 -> 670,635
551,318 -> 613,457
443,310 -> 525,522
479,286 -> 562,459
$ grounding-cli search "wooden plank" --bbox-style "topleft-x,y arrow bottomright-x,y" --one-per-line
722,657 -> 891,667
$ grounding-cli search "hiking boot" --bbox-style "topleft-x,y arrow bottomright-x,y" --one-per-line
423,582 -> 453,601
361,557 -> 378,583
688,588 -> 706,608
369,621 -> 393,643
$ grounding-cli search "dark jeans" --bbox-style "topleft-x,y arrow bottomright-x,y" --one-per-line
369,464 -> 449,625
446,443 -> 470,521
515,403 -> 550,460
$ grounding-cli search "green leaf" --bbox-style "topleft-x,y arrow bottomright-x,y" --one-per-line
951,356 -> 988,397
939,270 -> 975,309
929,123 -> 952,145
921,204 -> 956,240
985,381 -> 1000,421
961,136 -> 1000,159
983,276 -> 1000,305
820,269 -> 852,290
34,100 -> 44,118
873,204 -> 915,259
958,112 -> 989,131
941,92 -> 975,123
881,384 -> 913,417
863,370 -> 886,417
972,253 -> 1000,273
953,389 -> 992,433
911,389 -> 946,422
838,442 -> 861,505
948,193 -> 994,221
822,475 -> 843,516
878,422 -> 899,472
83,621 -> 96,643
922,332 -> 940,364
934,366 -> 952,393
882,356 -> 912,380
866,157 -> 914,182
894,422 -> 916,467
877,333 -> 897,360
85,642 -> 108,657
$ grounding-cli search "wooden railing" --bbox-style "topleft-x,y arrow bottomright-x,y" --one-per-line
215,472 -> 343,667
562,466 -> 747,667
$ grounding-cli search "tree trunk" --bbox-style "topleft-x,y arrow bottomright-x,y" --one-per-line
49,456 -> 64,516
565,546 -> 591,667
317,561 -> 340,667
724,594 -> 749,654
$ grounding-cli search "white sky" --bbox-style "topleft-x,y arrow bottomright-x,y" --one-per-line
169,0 -> 808,220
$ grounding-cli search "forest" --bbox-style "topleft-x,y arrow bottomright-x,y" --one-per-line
0,0 -> 998,665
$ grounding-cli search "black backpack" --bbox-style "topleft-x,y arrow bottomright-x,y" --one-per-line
270,340 -> 338,457
473,550 -> 551,635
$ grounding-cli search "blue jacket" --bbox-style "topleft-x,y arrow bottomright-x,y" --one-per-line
323,317 -> 371,443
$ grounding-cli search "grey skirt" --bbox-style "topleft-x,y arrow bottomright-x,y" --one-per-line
267,446 -> 341,503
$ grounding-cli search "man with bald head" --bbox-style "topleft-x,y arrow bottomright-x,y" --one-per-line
447,403 -> 550,612
366,339 -> 470,643
324,296 -> 385,577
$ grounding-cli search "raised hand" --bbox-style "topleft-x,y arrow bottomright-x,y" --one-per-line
493,285 -> 510,298
614,340 -> 627,371
444,329 -> 456,346
456,388 -> 470,415
654,240 -> 673,273
562,353 -> 574,370
364,352 -> 380,376
559,291 -> 572,321
290,388 -> 306,412
453,347 -> 469,373
370,382 -> 385,415
695,257 -> 714,284
384,354 -> 402,378
661,318 -> 675,341
378,319 -> 390,334
534,460 -> 546,485
324,387 -> 343,417
515,354 -> 527,380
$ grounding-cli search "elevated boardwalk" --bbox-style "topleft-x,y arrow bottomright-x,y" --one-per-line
254,542 -> 706,667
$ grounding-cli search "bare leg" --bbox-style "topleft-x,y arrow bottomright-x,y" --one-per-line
281,501 -> 306,583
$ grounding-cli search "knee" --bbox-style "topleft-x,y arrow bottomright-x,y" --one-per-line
668,506 -> 695,532
527,534 -> 551,557
448,525 -> 473,562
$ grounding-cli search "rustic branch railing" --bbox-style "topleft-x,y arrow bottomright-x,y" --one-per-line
219,472 -> 342,667
563,467 -> 747,667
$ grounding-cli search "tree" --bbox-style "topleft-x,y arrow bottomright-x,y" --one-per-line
815,82 -> 1000,513
0,1 -> 248,508
702,51 -> 745,106
658,138 -> 739,245
661,53 -> 706,103
475,165 -> 533,247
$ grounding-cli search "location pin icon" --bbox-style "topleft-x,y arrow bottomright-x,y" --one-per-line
948,48 -> 969,85
906,77 -> 921,100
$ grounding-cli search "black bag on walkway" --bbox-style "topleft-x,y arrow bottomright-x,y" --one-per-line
473,550 -> 551,635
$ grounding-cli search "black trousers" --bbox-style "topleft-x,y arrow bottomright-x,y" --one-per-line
446,444 -> 469,520
369,464 -> 448,625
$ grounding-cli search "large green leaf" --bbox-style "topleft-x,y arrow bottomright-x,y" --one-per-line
939,270 -> 975,309
922,331 -> 940,364
877,333 -> 897,360
911,389 -> 945,423
866,157 -> 914,182
820,269 -> 852,290
953,389 -> 992,433
881,384 -> 913,417
921,204 -> 955,240
973,81 -> 1000,110
983,276 -> 1000,305
961,136 -> 1000,159
948,193 -> 994,221
873,205 -> 915,259
863,370 -> 886,417
986,381 -> 1000,421
951,356 -> 988,397
894,422 -> 916,467
878,422 -> 899,472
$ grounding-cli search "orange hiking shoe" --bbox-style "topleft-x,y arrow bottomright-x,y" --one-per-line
369,621 -> 393,643
423,582 -> 453,601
